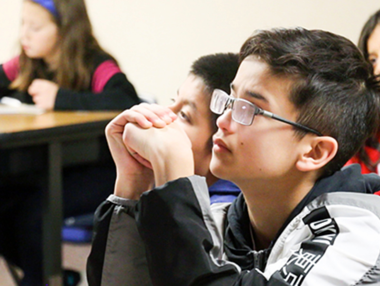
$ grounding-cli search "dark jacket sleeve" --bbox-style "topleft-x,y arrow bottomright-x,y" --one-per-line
87,195 -> 152,286
54,72 -> 141,111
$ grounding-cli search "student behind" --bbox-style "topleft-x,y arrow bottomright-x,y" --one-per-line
346,9 -> 380,174
86,52 -> 241,285
0,0 -> 140,285
359,9 -> 380,76
100,28 -> 380,285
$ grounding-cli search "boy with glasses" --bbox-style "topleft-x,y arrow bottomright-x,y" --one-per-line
94,28 -> 380,285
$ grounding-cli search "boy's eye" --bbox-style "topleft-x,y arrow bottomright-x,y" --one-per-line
178,111 -> 188,120
178,110 -> 191,123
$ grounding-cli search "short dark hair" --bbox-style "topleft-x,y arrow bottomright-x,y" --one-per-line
240,28 -> 380,177
190,53 -> 240,136
358,9 -> 380,68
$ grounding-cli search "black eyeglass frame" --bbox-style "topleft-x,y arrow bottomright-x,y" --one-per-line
210,89 -> 323,136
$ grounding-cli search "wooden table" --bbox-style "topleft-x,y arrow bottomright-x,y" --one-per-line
0,111 -> 119,285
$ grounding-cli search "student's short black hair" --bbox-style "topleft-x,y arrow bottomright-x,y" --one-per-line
190,53 -> 240,143
240,27 -> 380,177
358,9 -> 380,69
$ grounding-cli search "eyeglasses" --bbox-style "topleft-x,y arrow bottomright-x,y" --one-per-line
210,89 -> 322,136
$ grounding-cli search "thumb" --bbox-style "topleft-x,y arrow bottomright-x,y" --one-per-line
28,83 -> 35,95
28,79 -> 41,95
127,146 -> 153,169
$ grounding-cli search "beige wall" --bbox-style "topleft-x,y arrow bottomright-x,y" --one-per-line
0,0 -> 379,105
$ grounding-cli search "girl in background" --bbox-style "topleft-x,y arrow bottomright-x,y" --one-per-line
0,0 -> 140,285
0,0 -> 140,110
346,9 -> 380,174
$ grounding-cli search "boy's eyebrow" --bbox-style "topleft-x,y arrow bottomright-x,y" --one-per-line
175,90 -> 197,111
176,88 -> 196,109
182,99 -> 197,110
230,83 -> 268,103
247,91 -> 268,103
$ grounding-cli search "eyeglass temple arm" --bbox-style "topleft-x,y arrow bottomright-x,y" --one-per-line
260,110 -> 322,136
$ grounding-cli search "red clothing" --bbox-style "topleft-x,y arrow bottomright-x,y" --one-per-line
345,135 -> 380,175
2,56 -> 20,81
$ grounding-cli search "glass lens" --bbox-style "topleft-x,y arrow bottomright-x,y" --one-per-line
211,90 -> 228,114
232,99 -> 256,125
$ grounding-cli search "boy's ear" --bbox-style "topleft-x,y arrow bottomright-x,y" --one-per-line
296,136 -> 338,172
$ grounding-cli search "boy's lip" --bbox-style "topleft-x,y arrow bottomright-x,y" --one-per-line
213,137 -> 231,152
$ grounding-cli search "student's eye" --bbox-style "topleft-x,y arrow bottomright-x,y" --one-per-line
369,56 -> 377,66
28,24 -> 42,32
178,110 -> 192,123
32,26 -> 42,32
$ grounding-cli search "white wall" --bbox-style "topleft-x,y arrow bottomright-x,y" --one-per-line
0,0 -> 379,105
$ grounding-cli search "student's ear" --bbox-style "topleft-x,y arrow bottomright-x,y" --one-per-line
296,136 -> 338,172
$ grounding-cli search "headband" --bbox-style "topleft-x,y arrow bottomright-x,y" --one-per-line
32,0 -> 59,19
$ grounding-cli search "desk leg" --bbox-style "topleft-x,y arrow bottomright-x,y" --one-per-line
42,142 -> 63,285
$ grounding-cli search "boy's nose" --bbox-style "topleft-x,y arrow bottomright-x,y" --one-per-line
216,109 -> 233,131
374,64 -> 380,76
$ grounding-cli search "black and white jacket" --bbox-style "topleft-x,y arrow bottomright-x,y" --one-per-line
87,164 -> 380,285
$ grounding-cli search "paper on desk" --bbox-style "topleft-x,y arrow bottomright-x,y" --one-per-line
0,103 -> 46,115
0,104 -> 46,114
0,96 -> 45,114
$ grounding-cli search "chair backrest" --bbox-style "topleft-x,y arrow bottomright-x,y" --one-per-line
62,213 -> 95,243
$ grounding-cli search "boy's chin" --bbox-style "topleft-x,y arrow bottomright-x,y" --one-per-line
210,159 -> 227,180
